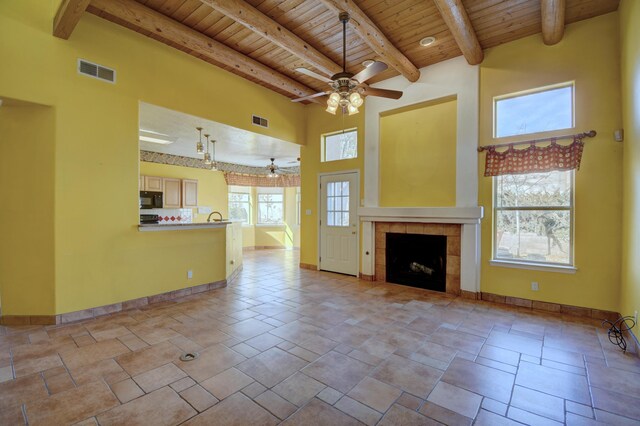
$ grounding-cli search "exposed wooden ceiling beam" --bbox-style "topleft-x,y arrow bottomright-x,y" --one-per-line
88,0 -> 320,101
317,0 -> 420,82
199,0 -> 342,77
541,0 -> 566,45
433,0 -> 483,65
53,0 -> 92,39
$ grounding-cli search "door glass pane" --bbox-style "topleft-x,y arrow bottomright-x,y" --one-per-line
342,181 -> 349,195
341,212 -> 350,226
325,181 -> 350,227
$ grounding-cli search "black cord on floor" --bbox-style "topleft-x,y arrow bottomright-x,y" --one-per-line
602,316 -> 636,352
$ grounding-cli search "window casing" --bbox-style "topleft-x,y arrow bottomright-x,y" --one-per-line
493,171 -> 574,267
257,188 -> 284,225
322,129 -> 358,162
494,83 -> 574,138
228,192 -> 251,224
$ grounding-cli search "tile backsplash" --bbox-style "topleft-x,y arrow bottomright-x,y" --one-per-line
142,208 -> 193,223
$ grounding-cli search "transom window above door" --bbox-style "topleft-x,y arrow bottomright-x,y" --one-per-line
322,129 -> 357,162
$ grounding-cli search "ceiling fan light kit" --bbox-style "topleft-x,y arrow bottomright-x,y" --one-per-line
292,12 -> 403,115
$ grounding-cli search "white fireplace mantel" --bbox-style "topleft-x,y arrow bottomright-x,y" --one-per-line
359,206 -> 484,294
359,206 -> 483,225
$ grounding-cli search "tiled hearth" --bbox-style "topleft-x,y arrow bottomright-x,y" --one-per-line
375,222 -> 461,295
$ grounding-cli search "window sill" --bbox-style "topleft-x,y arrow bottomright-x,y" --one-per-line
489,259 -> 577,274
256,223 -> 286,228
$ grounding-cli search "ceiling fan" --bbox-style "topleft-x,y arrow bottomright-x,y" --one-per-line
266,157 -> 279,178
292,12 -> 403,114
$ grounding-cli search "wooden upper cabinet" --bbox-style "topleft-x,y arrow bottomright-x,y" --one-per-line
182,179 -> 198,208
163,178 -> 181,208
144,176 -> 163,192
139,175 -> 144,191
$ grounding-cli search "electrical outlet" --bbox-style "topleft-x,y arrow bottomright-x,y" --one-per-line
187,270 -> 193,279
531,281 -> 539,291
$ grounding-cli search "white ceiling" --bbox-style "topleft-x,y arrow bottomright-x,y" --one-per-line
139,102 -> 300,168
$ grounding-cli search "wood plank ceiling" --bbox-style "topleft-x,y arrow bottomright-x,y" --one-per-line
77,0 -> 618,100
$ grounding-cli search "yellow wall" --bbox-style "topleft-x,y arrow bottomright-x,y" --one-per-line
0,100 -> 56,315
0,1 -> 305,315
300,104 -> 365,267
380,98 -> 457,207
478,13 -> 623,311
139,162 -> 228,223
619,0 -> 640,334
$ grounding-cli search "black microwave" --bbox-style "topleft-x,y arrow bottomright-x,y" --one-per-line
140,191 -> 163,209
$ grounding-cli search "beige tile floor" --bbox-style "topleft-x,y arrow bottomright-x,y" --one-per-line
1,249 -> 640,425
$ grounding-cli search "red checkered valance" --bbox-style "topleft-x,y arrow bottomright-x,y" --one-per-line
483,138 -> 585,177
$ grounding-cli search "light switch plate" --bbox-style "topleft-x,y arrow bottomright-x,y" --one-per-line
305,209 -> 312,215
198,206 -> 212,214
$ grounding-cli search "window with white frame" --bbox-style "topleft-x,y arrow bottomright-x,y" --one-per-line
257,187 -> 284,225
228,187 -> 251,224
492,82 -> 577,267
494,171 -> 574,266
494,83 -> 574,138
322,129 -> 357,162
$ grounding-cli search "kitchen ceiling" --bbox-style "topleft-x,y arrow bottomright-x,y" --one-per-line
139,102 -> 300,168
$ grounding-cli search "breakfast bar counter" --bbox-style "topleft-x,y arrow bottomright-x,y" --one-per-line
138,221 -> 231,231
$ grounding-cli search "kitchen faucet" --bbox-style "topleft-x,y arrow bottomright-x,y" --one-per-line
207,211 -> 223,222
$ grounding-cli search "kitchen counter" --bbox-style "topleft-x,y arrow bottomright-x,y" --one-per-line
138,221 -> 231,232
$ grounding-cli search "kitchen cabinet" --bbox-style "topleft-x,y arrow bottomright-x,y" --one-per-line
182,179 -> 198,208
163,178 -> 181,208
139,175 -> 144,191
143,176 -> 163,192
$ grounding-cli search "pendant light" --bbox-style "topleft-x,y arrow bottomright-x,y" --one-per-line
203,134 -> 212,164
196,127 -> 205,154
210,139 -> 218,171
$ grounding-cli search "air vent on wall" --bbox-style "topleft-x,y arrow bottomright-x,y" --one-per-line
252,115 -> 269,128
78,59 -> 116,83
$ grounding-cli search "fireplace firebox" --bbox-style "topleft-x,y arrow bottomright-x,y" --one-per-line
386,233 -> 447,292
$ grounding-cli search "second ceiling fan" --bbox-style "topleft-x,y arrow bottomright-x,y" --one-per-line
292,12 -> 403,114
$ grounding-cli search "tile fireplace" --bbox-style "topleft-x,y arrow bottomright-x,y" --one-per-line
360,207 -> 483,298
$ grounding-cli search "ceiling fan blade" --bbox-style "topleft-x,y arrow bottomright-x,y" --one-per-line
360,86 -> 403,100
294,67 -> 333,83
352,61 -> 388,84
291,91 -> 329,103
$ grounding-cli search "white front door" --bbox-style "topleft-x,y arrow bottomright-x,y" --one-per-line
319,172 -> 359,276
